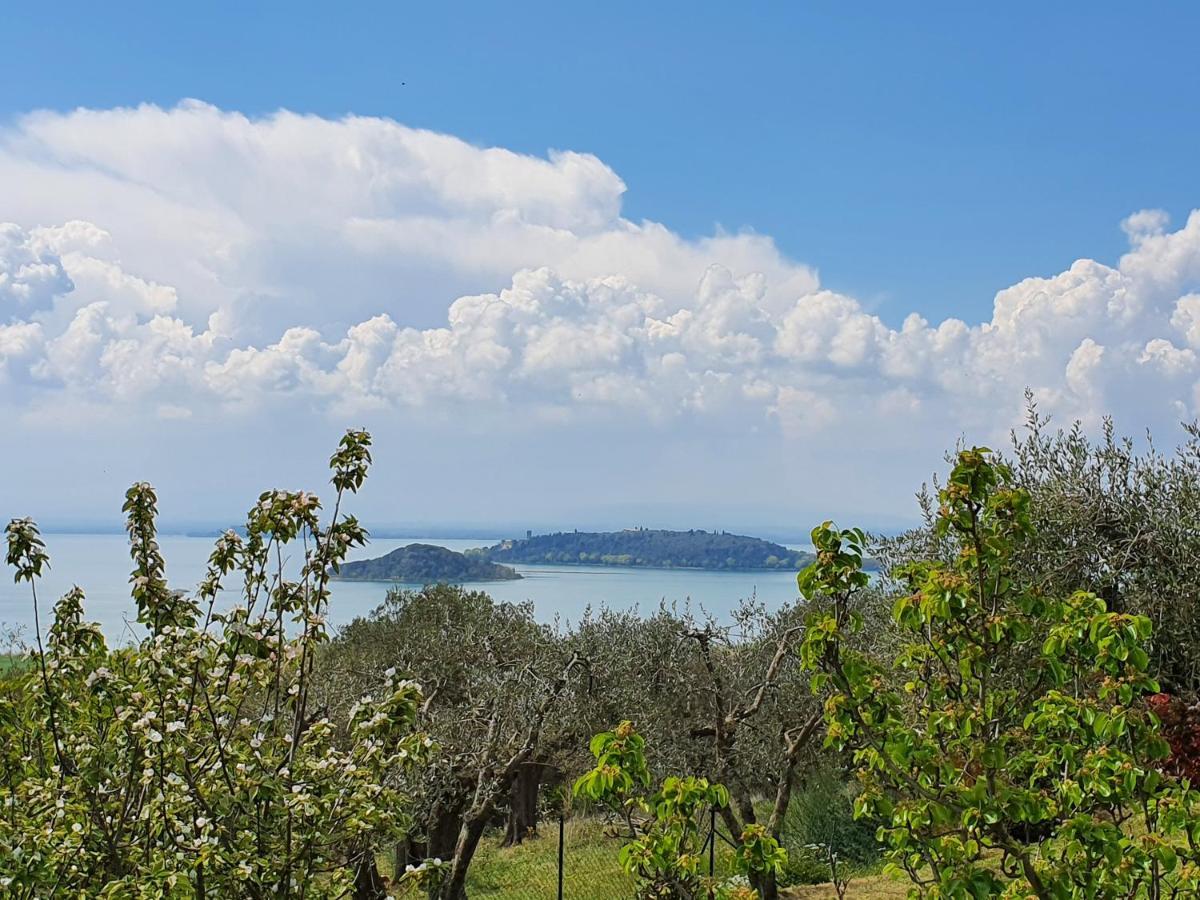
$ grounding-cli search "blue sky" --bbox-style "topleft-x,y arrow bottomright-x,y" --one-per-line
1,3 -> 1199,533
4,2 -> 1197,323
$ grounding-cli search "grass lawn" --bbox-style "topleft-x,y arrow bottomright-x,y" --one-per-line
0,652 -> 30,677
387,818 -> 640,899
784,877 -> 909,898
458,818 -> 634,899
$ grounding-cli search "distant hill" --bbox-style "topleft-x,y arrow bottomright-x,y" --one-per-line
333,544 -> 522,583
473,529 -> 814,571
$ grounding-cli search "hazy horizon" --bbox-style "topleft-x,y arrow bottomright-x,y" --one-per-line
29,517 -> 881,548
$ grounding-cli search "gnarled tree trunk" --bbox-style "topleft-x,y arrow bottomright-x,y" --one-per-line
396,791 -> 470,898
438,654 -> 582,900
502,762 -> 555,846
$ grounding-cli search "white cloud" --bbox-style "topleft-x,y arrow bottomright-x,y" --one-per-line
1139,338 -> 1196,376
1064,338 -> 1106,399
2,102 -> 1200,525
0,222 -> 73,310
1170,294 -> 1200,348
1122,208 -> 1171,243
0,102 -> 815,343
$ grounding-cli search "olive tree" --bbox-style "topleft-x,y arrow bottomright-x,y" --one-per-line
677,600 -> 823,900
879,396 -> 1200,695
567,600 -> 827,900
321,585 -> 583,900
563,603 -> 708,776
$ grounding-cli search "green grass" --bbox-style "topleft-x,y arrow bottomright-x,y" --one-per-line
785,875 -> 909,898
461,818 -> 633,899
385,818 -> 639,899
0,652 -> 30,677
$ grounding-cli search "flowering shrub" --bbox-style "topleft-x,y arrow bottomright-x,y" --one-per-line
0,430 -> 432,898
574,722 -> 786,899
799,448 -> 1200,898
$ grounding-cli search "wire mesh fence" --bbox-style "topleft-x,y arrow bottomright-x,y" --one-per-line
391,806 -> 746,899
458,813 -> 630,899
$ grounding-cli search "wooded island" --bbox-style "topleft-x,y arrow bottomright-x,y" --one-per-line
472,528 -> 814,570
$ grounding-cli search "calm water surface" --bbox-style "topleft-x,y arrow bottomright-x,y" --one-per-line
0,533 -> 803,643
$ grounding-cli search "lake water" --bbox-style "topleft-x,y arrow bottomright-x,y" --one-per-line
0,533 -> 804,644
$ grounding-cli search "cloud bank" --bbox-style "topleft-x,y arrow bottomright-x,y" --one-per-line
2,102 -> 1200,524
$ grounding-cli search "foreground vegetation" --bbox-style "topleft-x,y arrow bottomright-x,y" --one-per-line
1,433 -> 437,897
382,817 -> 895,900
801,450 -> 1200,896
5,402 -> 1200,897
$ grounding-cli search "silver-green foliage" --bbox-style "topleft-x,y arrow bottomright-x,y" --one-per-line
879,397 -> 1200,694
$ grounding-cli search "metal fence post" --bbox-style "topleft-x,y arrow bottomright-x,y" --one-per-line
708,805 -> 716,898
557,810 -> 565,900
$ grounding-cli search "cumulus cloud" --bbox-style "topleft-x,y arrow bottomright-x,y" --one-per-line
0,222 -> 73,309
0,102 -> 815,341
2,101 -> 1200,495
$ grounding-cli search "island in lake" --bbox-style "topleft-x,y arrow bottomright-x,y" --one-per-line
471,528 -> 815,571
334,543 -> 522,583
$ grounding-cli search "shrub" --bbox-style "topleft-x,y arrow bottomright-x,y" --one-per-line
782,764 -> 880,879
778,847 -> 832,886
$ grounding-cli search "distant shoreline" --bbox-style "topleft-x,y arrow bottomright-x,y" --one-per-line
503,559 -> 879,575
510,561 -> 810,574
333,563 -> 798,583
330,575 -> 522,584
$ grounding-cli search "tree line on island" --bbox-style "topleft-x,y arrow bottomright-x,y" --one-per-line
334,543 -> 523,583
474,527 -> 814,571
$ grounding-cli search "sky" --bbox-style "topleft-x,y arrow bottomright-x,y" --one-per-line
1,3 -> 1199,537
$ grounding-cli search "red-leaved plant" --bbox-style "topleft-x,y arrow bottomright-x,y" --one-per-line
1148,693 -> 1200,780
